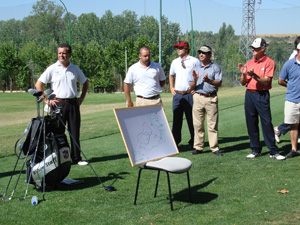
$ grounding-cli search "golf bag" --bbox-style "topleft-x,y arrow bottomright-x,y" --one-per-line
16,116 -> 71,188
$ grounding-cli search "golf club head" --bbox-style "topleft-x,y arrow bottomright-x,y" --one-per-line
44,89 -> 53,96
33,91 -> 43,97
0,194 -> 3,197
36,97 -> 43,103
48,93 -> 56,100
18,198 -> 25,201
2,197 -> 11,201
104,185 -> 116,191
28,88 -> 36,95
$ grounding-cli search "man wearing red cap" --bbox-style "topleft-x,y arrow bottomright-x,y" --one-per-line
238,38 -> 285,160
169,41 -> 201,148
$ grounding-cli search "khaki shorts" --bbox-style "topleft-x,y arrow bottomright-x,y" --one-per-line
284,100 -> 300,124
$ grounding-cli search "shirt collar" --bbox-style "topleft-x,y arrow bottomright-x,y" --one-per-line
200,61 -> 213,68
254,55 -> 267,63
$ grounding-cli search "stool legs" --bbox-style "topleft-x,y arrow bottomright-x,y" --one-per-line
154,170 -> 160,198
187,171 -> 192,203
134,168 -> 143,205
134,168 -> 191,211
166,172 -> 173,211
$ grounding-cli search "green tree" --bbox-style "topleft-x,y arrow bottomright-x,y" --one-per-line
22,0 -> 65,46
0,19 -> 25,47
0,42 -> 30,91
72,13 -> 101,45
19,40 -> 55,87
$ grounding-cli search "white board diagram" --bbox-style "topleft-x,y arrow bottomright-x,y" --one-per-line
114,105 -> 179,166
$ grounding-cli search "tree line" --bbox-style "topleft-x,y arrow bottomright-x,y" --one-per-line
0,0 -> 294,92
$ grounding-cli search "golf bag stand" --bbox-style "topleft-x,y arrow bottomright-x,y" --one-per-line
25,115 -> 72,191
52,107 -> 116,191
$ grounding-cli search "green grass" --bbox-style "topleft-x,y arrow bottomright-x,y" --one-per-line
1,82 -> 300,225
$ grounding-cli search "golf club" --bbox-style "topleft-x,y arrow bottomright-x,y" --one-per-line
18,116 -> 45,201
0,149 -> 23,198
2,150 -> 31,201
53,108 -> 116,191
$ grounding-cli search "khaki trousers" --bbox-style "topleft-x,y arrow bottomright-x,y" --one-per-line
193,93 -> 219,152
135,97 -> 163,107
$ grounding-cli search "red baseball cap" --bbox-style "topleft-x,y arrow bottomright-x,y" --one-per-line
173,41 -> 189,48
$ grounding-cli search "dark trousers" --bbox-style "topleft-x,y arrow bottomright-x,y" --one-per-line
56,100 -> 82,163
172,93 -> 194,146
245,90 -> 278,155
278,122 -> 300,137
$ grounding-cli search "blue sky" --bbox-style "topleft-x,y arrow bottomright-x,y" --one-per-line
0,0 -> 299,35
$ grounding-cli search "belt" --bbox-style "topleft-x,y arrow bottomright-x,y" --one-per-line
55,98 -> 77,102
247,89 -> 268,93
197,92 -> 217,97
175,90 -> 191,95
136,94 -> 160,100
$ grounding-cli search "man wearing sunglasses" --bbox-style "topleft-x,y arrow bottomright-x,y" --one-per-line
169,41 -> 201,149
238,38 -> 285,160
189,45 -> 223,156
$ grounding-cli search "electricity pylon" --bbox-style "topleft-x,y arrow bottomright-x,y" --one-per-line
239,0 -> 260,61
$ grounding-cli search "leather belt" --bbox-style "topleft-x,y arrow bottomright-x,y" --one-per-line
136,94 -> 160,100
247,89 -> 268,93
175,90 -> 191,95
197,92 -> 217,97
55,98 -> 77,102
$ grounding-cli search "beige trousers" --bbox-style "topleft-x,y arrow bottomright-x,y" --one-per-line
193,94 -> 219,152
135,97 -> 163,107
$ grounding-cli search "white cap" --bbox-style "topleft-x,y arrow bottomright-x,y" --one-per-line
297,43 -> 300,50
250,38 -> 267,48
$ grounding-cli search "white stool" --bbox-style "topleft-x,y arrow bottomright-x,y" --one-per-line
134,157 -> 192,210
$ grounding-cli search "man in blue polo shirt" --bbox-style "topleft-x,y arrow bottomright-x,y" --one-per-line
279,43 -> 300,158
189,45 -> 223,156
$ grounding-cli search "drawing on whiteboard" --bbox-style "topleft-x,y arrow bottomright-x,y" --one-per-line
135,113 -> 166,160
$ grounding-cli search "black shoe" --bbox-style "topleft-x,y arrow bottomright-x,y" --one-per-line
190,149 -> 203,155
285,150 -> 300,159
213,150 -> 223,156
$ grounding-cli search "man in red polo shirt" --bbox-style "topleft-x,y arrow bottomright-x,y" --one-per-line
238,38 -> 285,160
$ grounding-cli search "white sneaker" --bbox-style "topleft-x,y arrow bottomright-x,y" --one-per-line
246,152 -> 260,159
274,127 -> 281,143
77,161 -> 88,166
270,154 -> 285,160
298,138 -> 300,143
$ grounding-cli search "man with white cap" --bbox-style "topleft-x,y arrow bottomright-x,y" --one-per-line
190,45 -> 223,156
238,38 -> 285,160
169,41 -> 200,149
278,42 -> 300,158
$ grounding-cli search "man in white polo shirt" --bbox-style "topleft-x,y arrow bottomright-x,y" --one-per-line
124,46 -> 166,107
35,43 -> 89,166
169,41 -> 201,148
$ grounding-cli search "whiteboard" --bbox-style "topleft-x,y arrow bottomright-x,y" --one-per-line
114,105 -> 179,166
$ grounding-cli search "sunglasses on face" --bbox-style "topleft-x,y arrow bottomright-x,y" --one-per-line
199,51 -> 209,55
177,47 -> 185,50
181,60 -> 186,69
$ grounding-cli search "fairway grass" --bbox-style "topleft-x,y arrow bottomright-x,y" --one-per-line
1,82 -> 300,224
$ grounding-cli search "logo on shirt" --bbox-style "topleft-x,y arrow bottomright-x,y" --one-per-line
261,68 -> 265,71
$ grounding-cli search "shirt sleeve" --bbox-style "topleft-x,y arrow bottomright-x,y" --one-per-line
169,60 -> 176,76
158,65 -> 166,81
279,61 -> 290,80
124,66 -> 133,84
